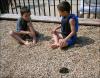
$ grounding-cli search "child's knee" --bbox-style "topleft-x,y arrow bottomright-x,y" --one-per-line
29,33 -> 35,37
9,31 -> 19,36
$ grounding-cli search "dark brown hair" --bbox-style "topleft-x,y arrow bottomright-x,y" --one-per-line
20,6 -> 30,16
57,1 -> 71,13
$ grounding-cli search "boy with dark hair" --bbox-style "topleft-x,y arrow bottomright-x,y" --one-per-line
9,7 -> 38,46
51,1 -> 79,49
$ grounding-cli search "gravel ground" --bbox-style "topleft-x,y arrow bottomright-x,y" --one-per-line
0,20 -> 100,78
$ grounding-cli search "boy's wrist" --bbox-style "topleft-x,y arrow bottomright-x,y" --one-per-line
64,38 -> 68,41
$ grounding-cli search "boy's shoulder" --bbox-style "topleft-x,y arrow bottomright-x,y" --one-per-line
17,17 -> 28,24
17,17 -> 22,23
16,17 -> 25,26
68,14 -> 77,19
68,14 -> 78,23
62,14 -> 77,20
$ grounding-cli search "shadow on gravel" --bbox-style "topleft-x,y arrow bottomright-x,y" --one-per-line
75,36 -> 95,46
61,36 -> 95,50
38,34 -> 52,41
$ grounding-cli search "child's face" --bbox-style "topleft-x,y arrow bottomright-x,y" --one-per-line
22,12 -> 31,21
58,10 -> 68,16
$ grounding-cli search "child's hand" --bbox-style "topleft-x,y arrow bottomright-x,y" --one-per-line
59,39 -> 66,47
51,28 -> 57,34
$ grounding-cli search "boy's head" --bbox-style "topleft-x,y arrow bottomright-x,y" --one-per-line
57,1 -> 71,16
20,7 -> 31,21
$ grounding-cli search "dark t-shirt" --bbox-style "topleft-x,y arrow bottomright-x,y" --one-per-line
16,18 -> 31,32
61,14 -> 78,38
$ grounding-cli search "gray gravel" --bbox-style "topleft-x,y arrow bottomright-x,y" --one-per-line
0,20 -> 100,78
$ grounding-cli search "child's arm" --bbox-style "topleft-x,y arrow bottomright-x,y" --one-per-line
52,25 -> 61,33
54,25 -> 61,31
27,22 -> 36,44
17,31 -> 30,34
27,22 -> 36,36
64,19 -> 76,41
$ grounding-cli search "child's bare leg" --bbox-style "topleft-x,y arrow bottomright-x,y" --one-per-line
28,32 -> 37,44
51,32 -> 60,49
9,31 -> 30,45
59,39 -> 68,49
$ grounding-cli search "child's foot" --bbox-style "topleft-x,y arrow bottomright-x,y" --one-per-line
32,40 -> 36,45
24,41 -> 30,46
51,44 -> 59,49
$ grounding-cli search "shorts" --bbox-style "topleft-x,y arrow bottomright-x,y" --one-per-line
62,33 -> 77,46
67,35 -> 77,46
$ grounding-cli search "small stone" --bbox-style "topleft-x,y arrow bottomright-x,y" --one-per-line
59,67 -> 69,74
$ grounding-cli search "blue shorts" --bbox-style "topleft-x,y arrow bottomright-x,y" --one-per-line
67,35 -> 77,46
